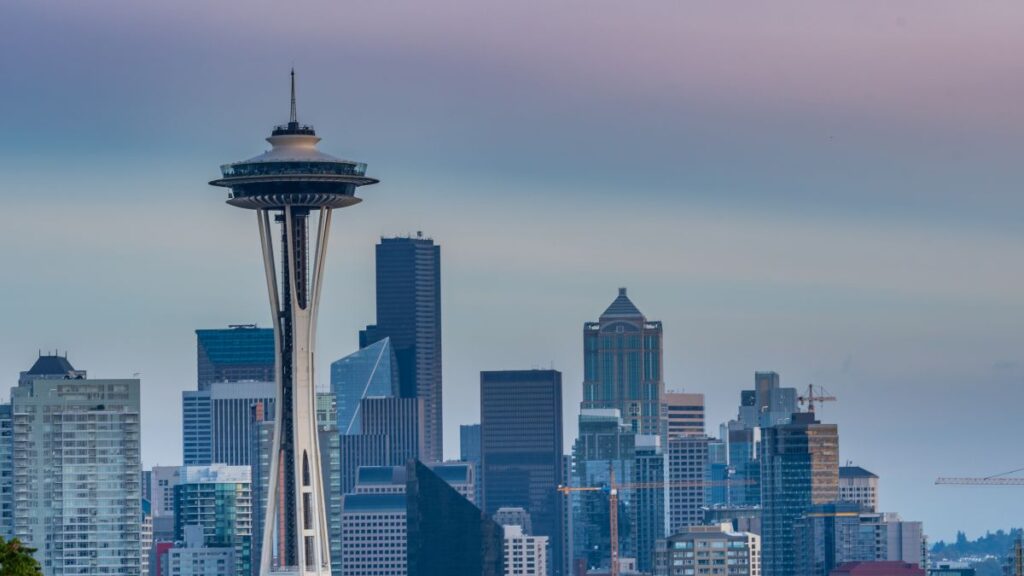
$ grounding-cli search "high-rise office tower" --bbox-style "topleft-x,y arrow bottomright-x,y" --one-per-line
183,381 -> 276,466
406,460 -> 505,576
196,325 -> 275,391
667,435 -> 710,534
582,288 -> 664,436
760,412 -> 839,576
480,370 -> 563,576
174,465 -> 253,576
460,423 -> 483,506
739,372 -> 798,429
839,466 -> 879,513
633,435 -> 665,574
0,403 -> 12,539
360,235 -> 442,463
571,409 -> 636,570
654,523 -> 761,576
339,463 -> 476,576
331,338 -> 399,434
663,391 -> 705,439
12,355 -> 142,574
707,437 -> 729,506
210,72 -> 379,576
727,423 -> 761,506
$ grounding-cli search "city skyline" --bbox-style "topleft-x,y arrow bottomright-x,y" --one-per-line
3,0 -> 1024,546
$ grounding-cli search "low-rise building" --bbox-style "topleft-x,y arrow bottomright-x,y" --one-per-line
654,523 -> 761,576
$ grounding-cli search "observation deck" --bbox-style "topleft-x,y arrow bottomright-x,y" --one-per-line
210,121 -> 378,210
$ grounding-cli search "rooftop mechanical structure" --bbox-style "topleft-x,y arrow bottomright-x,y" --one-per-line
210,71 -> 378,576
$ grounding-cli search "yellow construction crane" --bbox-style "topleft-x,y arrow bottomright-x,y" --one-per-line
557,471 -> 754,576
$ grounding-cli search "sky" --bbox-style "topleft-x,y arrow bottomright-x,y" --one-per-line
2,0 -> 1024,542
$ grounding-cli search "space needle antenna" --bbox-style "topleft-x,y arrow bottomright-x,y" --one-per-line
289,68 -> 298,125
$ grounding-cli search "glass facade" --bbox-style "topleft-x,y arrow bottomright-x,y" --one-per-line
360,236 -> 443,463
406,460 -> 504,576
582,288 -> 664,437
760,413 -> 839,576
196,326 -> 275,391
480,370 -> 564,576
330,337 -> 399,435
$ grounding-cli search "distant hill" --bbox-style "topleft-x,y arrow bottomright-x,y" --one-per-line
932,528 -> 1022,560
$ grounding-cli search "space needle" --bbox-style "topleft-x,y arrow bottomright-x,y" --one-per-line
211,71 -> 378,575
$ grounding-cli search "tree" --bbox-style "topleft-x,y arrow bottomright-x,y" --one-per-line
0,537 -> 43,576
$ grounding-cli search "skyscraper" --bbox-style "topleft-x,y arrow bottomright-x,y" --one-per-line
582,288 -> 665,436
760,412 -> 839,576
196,325 -> 275,391
794,503 -> 925,576
210,71 -> 378,576
839,466 -> 879,513
174,465 -> 253,576
663,391 -> 705,439
12,355 -> 142,575
571,409 -> 636,570
406,460 -> 504,576
360,235 -> 443,463
339,462 -> 476,576
481,370 -> 564,576
739,372 -> 798,429
183,381 -> 276,466
460,423 -> 483,506
667,435 -> 710,534
330,338 -> 399,434
633,435 -> 665,574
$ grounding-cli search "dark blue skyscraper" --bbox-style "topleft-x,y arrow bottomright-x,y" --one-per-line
481,370 -> 564,576
460,423 -> 483,505
361,235 -> 442,462
196,325 -> 275,391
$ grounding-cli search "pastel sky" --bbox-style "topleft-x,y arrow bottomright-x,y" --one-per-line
2,0 -> 1023,542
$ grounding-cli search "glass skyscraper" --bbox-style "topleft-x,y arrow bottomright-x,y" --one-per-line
182,381 -> 276,466
760,412 -> 839,576
582,288 -> 665,437
330,337 -> 399,435
406,460 -> 504,576
196,325 -> 275,391
360,235 -> 443,462
480,369 -> 564,576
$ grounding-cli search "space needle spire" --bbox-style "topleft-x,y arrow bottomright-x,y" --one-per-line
210,72 -> 378,576
289,68 -> 298,126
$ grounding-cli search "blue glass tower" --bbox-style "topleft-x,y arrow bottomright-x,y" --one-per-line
330,337 -> 399,435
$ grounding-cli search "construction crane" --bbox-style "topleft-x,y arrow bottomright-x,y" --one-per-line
797,384 -> 836,413
936,466 -> 1024,485
557,471 -> 754,576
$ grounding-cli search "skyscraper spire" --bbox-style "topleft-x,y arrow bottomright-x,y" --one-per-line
289,68 -> 298,125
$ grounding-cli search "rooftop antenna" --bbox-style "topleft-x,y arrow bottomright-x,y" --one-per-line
289,68 -> 298,126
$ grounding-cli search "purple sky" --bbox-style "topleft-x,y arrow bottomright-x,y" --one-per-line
2,0 -> 1024,541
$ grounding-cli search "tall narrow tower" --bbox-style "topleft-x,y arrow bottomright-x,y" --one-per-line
211,71 -> 378,576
